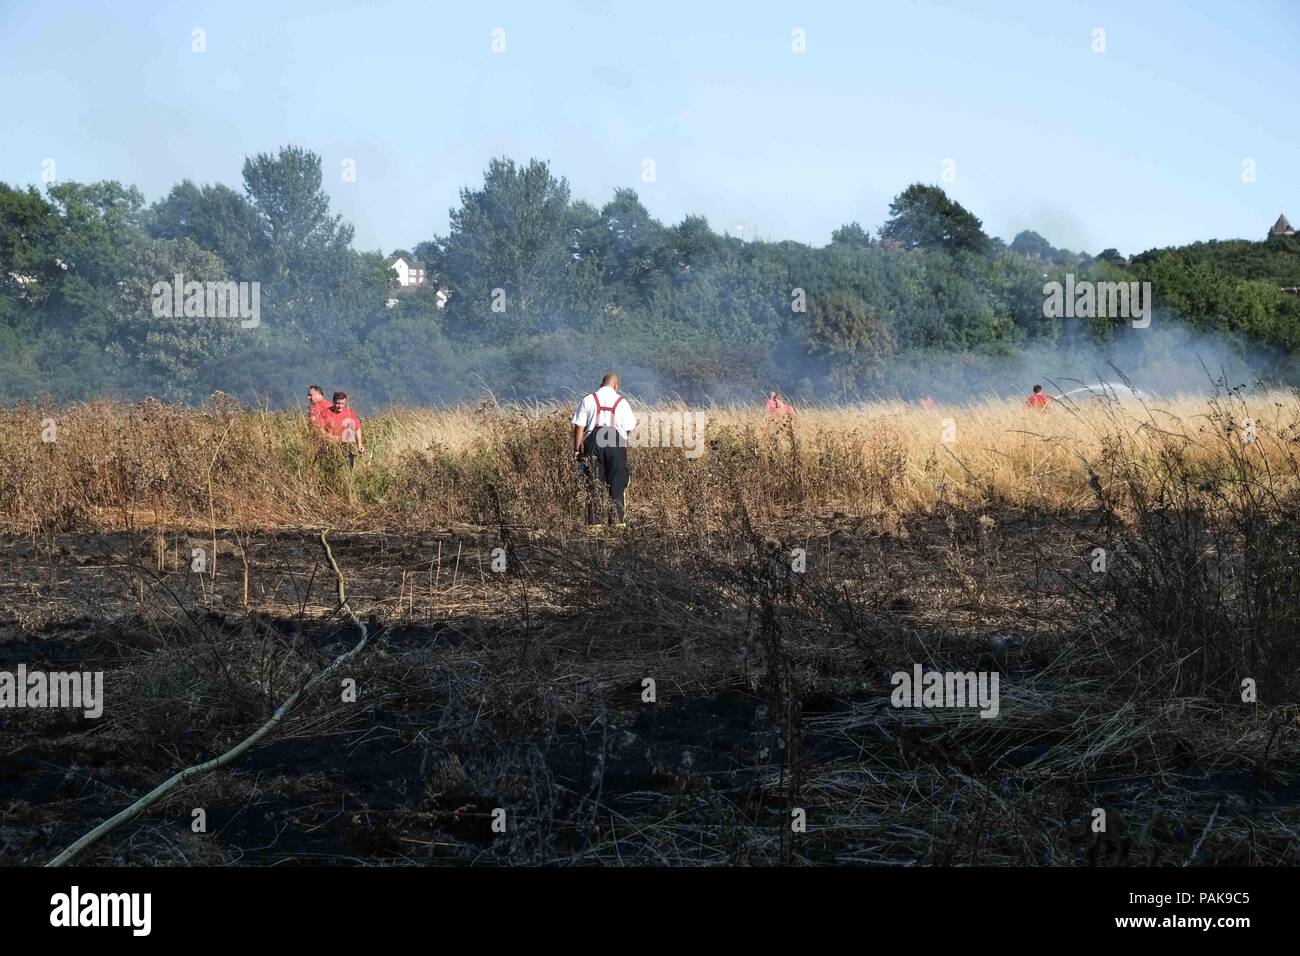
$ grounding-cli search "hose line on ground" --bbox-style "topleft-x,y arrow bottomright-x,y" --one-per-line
45,530 -> 369,867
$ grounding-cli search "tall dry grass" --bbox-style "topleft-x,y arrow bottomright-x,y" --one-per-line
2,389 -> 1298,533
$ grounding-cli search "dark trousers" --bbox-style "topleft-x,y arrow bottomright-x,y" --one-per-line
584,427 -> 628,524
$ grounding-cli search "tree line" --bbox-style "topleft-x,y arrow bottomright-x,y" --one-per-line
3,146 -> 1298,407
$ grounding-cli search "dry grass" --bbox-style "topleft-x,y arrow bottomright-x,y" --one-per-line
3,389 -> 1298,534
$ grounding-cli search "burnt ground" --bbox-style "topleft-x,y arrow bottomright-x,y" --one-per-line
1,508 -> 1298,866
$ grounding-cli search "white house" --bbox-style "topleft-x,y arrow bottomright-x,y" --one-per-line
385,254 -> 450,309
390,254 -> 427,287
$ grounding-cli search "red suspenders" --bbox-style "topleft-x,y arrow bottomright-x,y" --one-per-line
588,391 -> 623,433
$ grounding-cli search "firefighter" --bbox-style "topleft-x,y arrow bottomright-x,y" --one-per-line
572,372 -> 638,527
329,391 -> 366,459
307,384 -> 334,432
765,391 -> 796,416
1026,384 -> 1051,410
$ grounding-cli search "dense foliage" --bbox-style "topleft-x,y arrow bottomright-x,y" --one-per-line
3,148 -> 1298,406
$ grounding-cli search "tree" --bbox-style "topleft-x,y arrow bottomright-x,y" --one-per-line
591,188 -> 668,307
563,199 -> 606,321
147,180 -> 265,278
0,185 -> 61,303
1010,229 -> 1054,261
802,289 -> 897,394
41,181 -> 145,347
106,236 -> 238,400
242,146 -> 353,267
435,158 -> 574,339
830,222 -> 873,248
880,184 -> 989,254
670,215 -> 725,269
240,146 -> 366,338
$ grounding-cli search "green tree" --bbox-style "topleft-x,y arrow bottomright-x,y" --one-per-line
241,146 -> 362,339
1010,229 -> 1053,260
147,180 -> 265,278
106,237 -> 238,400
45,181 -> 145,336
881,184 -> 989,254
242,146 -> 353,268
802,289 -> 897,394
0,184 -> 61,319
830,222 -> 873,248
435,158 -> 574,340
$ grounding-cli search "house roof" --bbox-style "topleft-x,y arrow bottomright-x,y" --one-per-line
1270,213 -> 1293,235
391,254 -> 426,268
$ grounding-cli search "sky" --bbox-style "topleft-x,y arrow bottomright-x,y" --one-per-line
1,0 -> 1297,257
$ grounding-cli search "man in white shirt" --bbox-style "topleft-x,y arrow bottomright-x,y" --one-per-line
572,371 -> 638,526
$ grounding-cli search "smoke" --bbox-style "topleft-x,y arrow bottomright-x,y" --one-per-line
363,313 -> 1295,413
873,321 -> 1296,405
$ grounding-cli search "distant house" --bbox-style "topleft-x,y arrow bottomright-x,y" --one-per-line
1268,215 -> 1300,294
390,254 -> 427,287
385,254 -> 450,309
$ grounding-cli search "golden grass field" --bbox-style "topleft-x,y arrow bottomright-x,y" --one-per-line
2,389 -> 1297,533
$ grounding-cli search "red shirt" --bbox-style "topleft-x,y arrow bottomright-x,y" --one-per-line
1026,393 -> 1051,409
766,398 -> 796,416
330,406 -> 363,444
309,399 -> 335,431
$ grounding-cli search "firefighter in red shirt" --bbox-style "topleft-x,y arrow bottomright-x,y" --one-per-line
765,391 -> 796,416
1026,384 -> 1051,410
329,391 -> 366,455
307,384 -> 334,433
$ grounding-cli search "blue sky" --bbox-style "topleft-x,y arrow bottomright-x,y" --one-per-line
1,0 -> 1296,256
